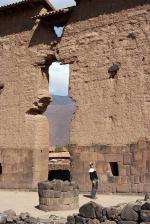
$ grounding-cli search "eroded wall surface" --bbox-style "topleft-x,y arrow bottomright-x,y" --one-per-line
0,5 -> 56,189
58,0 -> 150,192
58,0 -> 150,146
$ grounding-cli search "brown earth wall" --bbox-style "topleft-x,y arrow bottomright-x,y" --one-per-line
58,0 -> 150,146
57,0 -> 150,193
0,5 -> 56,189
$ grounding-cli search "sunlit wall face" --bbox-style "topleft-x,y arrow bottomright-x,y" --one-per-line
49,62 -> 70,96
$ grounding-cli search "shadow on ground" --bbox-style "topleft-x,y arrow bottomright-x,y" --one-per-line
83,194 -> 92,199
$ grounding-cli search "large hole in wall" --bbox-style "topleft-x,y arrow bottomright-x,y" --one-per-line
45,62 -> 75,147
53,26 -> 64,38
44,62 -> 75,181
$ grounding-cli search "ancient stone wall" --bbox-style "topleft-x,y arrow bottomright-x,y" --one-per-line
0,5 -> 56,189
58,0 -> 150,193
0,0 -> 149,192
58,0 -> 150,146
69,139 -> 150,193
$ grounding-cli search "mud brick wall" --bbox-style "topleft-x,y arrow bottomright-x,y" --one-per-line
69,139 -> 150,193
58,0 -> 150,146
0,5 -> 56,189
58,0 -> 150,193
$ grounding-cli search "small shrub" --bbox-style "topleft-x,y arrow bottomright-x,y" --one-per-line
55,146 -> 64,153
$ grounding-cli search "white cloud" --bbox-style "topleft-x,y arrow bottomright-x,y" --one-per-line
49,63 -> 69,96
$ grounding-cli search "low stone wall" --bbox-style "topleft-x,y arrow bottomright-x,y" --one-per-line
38,180 -> 79,211
67,193 -> 150,224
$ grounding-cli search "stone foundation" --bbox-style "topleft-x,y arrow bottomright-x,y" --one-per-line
69,139 -> 150,194
38,180 -> 79,211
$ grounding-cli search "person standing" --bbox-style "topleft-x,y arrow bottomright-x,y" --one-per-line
89,162 -> 99,199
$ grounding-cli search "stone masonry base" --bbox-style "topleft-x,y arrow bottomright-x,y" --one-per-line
38,180 -> 79,211
69,139 -> 150,194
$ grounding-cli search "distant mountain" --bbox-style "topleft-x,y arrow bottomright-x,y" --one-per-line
50,95 -> 74,105
44,95 -> 75,146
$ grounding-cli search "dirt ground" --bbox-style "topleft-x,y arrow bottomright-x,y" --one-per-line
0,191 -> 143,218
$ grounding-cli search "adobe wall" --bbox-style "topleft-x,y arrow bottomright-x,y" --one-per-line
58,0 -> 150,193
0,5 -> 56,189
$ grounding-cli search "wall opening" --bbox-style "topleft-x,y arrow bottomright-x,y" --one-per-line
54,26 -> 64,38
45,62 -> 75,147
0,163 -> 2,175
44,61 -> 75,181
48,169 -> 71,181
109,162 -> 119,176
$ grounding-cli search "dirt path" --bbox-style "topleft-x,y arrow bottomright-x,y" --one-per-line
0,191 -> 143,218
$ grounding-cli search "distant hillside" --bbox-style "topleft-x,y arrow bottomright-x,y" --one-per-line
44,95 -> 75,146
51,95 -> 74,105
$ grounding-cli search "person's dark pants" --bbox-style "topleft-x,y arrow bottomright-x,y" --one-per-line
91,179 -> 98,198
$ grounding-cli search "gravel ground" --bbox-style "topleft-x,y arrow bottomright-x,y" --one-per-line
0,190 -> 143,218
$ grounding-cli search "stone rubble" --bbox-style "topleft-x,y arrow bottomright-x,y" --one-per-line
0,211 -> 67,224
67,194 -> 150,224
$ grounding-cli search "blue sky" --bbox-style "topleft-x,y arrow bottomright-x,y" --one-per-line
0,0 -> 76,8
50,0 -> 76,9
0,0 -> 76,96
